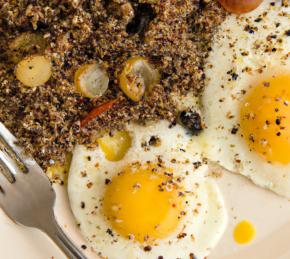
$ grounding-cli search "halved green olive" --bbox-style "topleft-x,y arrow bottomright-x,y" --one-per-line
15,55 -> 52,87
74,63 -> 109,98
119,57 -> 159,102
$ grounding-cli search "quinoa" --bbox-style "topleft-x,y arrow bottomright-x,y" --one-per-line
0,0 -> 226,168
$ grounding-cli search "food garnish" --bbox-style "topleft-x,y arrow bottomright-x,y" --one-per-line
97,131 -> 132,161
119,57 -> 159,102
46,153 -> 72,185
74,63 -> 109,99
0,1 -> 226,168
80,99 -> 117,127
15,55 -> 52,87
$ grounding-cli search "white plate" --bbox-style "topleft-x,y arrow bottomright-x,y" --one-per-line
1,171 -> 290,259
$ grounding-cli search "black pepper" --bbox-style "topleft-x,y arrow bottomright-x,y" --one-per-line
106,228 -> 114,237
177,232 -> 187,239
148,136 -> 161,147
105,178 -> 112,185
143,245 -> 152,252
254,17 -> 263,22
193,161 -> 202,169
232,73 -> 239,81
231,127 -> 239,134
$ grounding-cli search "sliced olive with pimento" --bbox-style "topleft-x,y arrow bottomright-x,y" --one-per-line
119,56 -> 159,102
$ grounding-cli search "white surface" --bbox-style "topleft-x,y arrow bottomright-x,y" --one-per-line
0,209 -> 63,259
210,171 -> 290,259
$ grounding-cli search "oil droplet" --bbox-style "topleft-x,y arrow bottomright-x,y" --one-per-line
233,220 -> 256,244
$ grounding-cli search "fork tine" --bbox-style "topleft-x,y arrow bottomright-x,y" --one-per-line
0,149 -> 16,183
0,123 -> 28,174
0,172 -> 7,195
0,164 -> 12,200
0,170 -> 19,224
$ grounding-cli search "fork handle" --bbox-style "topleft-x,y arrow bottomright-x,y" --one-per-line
43,218 -> 87,259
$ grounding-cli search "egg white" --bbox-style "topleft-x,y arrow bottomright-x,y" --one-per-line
68,121 -> 227,259
201,0 -> 290,198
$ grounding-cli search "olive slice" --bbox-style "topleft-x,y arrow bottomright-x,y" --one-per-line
15,55 -> 52,87
119,57 -> 159,102
75,63 -> 109,98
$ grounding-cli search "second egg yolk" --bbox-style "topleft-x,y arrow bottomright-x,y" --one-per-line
102,165 -> 184,243
240,74 -> 290,164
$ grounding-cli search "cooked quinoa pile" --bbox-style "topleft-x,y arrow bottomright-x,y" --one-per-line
0,0 -> 225,168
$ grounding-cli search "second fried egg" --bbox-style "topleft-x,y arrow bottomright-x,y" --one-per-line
201,0 -> 290,197
68,121 -> 227,259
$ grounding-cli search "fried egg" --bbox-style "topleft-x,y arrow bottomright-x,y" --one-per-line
68,121 -> 227,259
201,0 -> 290,197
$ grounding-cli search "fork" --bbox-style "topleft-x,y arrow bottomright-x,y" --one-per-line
0,122 -> 87,259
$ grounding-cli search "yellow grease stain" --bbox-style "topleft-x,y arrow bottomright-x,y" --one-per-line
233,220 -> 256,244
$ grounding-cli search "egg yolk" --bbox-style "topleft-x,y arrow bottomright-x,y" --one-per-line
102,165 -> 184,243
233,220 -> 256,244
240,74 -> 290,164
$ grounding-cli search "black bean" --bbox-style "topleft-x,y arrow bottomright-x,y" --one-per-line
179,110 -> 203,135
